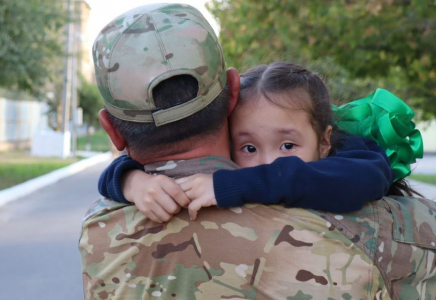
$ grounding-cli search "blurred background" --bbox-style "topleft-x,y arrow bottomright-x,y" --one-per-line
0,0 -> 435,299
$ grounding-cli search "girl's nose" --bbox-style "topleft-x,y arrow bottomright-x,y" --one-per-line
260,153 -> 278,165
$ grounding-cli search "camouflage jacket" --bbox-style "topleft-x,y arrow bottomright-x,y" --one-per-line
79,156 -> 436,300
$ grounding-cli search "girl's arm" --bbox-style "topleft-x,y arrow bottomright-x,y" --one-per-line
99,135 -> 395,218
213,135 -> 395,213
98,155 -> 190,223
98,155 -> 144,204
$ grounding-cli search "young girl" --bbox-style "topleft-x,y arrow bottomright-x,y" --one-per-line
99,62 -> 422,222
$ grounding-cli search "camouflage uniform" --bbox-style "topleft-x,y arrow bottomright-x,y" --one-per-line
79,156 -> 436,300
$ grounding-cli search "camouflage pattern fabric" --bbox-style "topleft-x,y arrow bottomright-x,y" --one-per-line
311,196 -> 436,300
92,3 -> 226,125
80,156 -> 413,300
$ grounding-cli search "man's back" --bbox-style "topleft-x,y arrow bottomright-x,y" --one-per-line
80,156 -> 393,299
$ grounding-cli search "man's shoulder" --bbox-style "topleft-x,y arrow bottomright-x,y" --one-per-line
384,196 -> 436,244
82,196 -> 130,225
314,196 -> 436,299
312,196 -> 436,254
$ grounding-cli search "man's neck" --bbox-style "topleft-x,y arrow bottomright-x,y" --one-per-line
133,122 -> 232,165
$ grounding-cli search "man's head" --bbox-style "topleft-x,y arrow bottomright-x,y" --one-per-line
93,3 -> 239,161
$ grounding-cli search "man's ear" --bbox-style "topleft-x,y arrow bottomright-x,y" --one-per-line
319,125 -> 333,159
99,109 -> 126,151
226,67 -> 240,116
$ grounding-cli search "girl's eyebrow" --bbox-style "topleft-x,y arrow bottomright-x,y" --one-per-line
276,128 -> 302,138
235,131 -> 254,138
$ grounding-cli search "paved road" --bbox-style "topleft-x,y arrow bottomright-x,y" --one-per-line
0,160 -> 110,300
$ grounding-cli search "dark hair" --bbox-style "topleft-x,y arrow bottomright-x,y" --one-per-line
107,75 -> 229,160
239,62 -> 420,198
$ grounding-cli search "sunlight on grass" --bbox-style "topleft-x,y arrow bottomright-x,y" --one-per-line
76,131 -> 111,152
410,174 -> 436,186
0,151 -> 80,190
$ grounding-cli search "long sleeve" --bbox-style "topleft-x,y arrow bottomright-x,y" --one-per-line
98,155 -> 144,204
213,135 -> 396,213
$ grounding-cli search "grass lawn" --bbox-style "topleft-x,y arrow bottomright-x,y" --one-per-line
410,174 -> 436,186
0,151 -> 80,190
76,131 -> 111,152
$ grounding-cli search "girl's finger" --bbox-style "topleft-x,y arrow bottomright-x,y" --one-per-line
155,193 -> 181,215
148,201 -> 173,223
175,176 -> 190,185
162,180 -> 191,208
145,210 -> 163,224
185,189 -> 197,201
177,181 -> 193,194
188,199 -> 202,221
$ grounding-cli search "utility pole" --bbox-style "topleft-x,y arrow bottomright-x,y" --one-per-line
61,0 -> 72,133
71,0 -> 78,155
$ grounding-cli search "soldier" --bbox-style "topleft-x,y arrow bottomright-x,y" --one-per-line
80,3 -> 436,299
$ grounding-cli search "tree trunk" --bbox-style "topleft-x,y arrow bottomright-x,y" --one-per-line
86,124 -> 91,151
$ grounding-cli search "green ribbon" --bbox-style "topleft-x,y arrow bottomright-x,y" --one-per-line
333,88 -> 424,182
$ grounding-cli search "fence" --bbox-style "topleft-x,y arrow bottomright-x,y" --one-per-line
0,98 -> 50,151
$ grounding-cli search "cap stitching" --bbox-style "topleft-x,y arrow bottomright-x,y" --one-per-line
149,13 -> 171,71
150,4 -> 208,25
153,12 -> 224,72
106,13 -> 148,101
150,5 -> 220,52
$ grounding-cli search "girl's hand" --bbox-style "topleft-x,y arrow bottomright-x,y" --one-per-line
176,174 -> 217,221
122,170 -> 191,223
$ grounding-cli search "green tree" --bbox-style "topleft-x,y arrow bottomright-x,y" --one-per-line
0,0 -> 68,96
208,0 -> 436,118
78,81 -> 104,149
78,81 -> 104,128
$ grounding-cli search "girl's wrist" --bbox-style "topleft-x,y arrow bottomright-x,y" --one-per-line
122,170 -> 145,203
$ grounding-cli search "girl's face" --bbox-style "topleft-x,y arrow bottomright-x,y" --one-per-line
230,90 -> 332,168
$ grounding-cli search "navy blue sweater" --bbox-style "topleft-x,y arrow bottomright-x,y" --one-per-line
98,135 -> 395,213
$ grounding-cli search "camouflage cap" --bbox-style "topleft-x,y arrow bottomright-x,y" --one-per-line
93,3 -> 227,126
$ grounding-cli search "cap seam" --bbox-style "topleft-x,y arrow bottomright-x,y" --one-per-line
154,13 -> 224,70
150,4 -> 208,25
149,8 -> 219,46
149,10 -> 225,83
104,99 -> 152,113
107,14 -> 148,102
149,13 -> 171,71
154,99 -> 205,126
106,106 -> 153,123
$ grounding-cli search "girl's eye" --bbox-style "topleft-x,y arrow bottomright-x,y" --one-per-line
242,145 -> 257,153
280,143 -> 295,151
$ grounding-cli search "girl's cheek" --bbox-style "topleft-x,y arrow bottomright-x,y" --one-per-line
233,153 -> 251,168
235,156 -> 259,168
233,153 -> 244,166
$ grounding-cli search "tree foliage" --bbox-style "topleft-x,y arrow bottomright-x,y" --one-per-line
207,0 -> 436,118
78,81 -> 104,128
0,0 -> 68,96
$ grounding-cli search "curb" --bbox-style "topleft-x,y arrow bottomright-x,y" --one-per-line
0,152 -> 112,207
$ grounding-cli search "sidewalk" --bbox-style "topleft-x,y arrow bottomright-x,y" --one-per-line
0,152 -> 112,207
411,152 -> 436,175
408,179 -> 436,201
409,152 -> 436,201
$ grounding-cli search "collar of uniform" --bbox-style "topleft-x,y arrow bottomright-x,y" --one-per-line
143,156 -> 239,179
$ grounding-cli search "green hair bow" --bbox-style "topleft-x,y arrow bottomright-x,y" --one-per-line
333,88 -> 424,182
